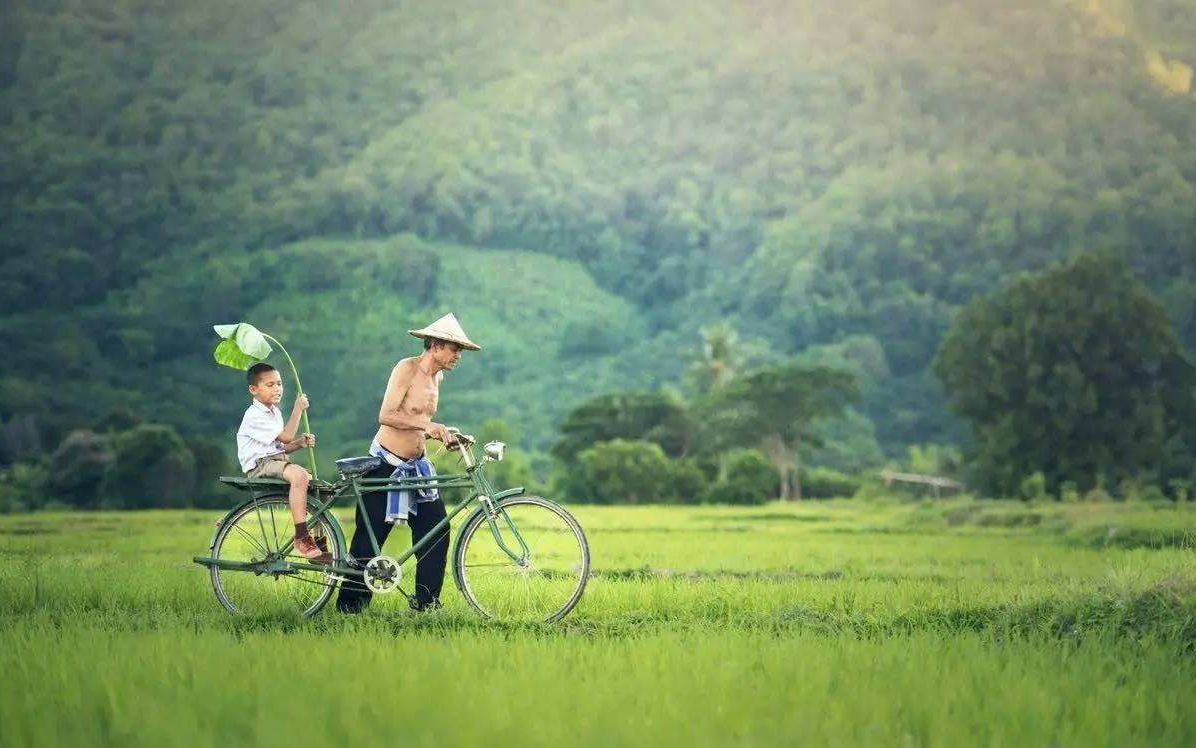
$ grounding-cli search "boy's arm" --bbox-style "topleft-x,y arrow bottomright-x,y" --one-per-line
378,360 -> 432,432
277,394 -> 309,444
281,433 -> 315,453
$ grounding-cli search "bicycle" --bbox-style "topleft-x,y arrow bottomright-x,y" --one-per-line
193,429 -> 590,622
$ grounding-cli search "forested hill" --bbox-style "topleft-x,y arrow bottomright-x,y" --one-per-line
3,0 -> 1196,472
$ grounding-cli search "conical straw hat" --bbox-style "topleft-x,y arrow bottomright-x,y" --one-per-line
408,313 -> 481,351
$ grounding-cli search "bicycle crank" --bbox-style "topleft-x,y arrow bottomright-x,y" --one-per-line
363,555 -> 402,594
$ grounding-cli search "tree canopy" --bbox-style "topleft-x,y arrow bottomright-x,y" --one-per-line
704,363 -> 860,499
3,0 -> 1196,493
935,253 -> 1196,495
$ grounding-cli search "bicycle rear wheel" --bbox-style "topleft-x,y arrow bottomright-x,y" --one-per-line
453,496 -> 589,622
210,496 -> 344,618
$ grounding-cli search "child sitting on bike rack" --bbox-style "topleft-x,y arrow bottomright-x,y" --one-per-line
236,363 -> 328,562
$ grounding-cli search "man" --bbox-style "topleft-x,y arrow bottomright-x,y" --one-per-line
336,312 -> 481,614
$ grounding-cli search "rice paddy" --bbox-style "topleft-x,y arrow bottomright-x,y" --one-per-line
2,497 -> 1195,746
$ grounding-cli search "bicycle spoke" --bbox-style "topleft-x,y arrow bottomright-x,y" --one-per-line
457,498 -> 588,622
211,498 -> 342,618
231,522 -> 271,559
268,501 -> 281,552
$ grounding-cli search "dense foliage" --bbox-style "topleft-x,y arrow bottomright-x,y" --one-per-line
936,253 -> 1196,495
3,0 -> 1196,503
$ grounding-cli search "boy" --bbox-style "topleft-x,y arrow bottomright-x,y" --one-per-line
236,362 -> 326,561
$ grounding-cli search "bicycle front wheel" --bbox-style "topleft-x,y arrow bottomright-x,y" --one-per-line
210,496 -> 344,618
453,496 -> 590,623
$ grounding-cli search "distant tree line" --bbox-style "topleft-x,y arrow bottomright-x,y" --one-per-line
4,252 -> 1194,509
0,409 -> 234,512
3,1 -> 1196,507
548,329 -> 861,505
4,0 -> 1196,474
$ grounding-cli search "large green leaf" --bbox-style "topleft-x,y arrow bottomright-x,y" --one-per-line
212,322 -> 273,370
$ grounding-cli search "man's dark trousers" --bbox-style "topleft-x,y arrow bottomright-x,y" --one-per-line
336,462 -> 450,613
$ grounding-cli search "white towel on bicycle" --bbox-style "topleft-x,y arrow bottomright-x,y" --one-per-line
369,438 -> 439,525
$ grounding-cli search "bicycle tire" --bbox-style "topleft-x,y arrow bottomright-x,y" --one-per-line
210,495 -> 345,618
452,495 -> 589,623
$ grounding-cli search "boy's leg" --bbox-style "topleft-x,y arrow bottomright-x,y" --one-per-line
281,463 -> 325,560
337,463 -> 396,614
281,463 -> 311,527
408,497 -> 449,609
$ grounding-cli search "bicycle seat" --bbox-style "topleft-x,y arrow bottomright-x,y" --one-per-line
335,456 -> 383,476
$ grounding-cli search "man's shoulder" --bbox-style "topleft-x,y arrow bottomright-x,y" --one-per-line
392,357 -> 420,374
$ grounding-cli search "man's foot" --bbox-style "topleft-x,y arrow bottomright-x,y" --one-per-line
409,597 -> 442,613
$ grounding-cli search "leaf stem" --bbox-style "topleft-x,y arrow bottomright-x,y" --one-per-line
261,333 -> 318,480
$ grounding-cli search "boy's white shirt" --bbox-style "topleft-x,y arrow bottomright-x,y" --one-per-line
237,398 -> 286,472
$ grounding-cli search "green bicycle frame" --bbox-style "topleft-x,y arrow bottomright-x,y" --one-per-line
195,443 -> 532,582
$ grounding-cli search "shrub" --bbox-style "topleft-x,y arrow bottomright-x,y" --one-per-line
1059,481 -> 1080,503
1140,484 -> 1169,503
0,460 -> 49,512
1019,472 -> 1049,502
573,439 -> 676,504
47,430 -> 113,508
702,449 -> 779,505
802,467 -> 861,499
1084,486 -> 1113,502
1169,479 -> 1191,503
189,437 -> 237,508
100,424 -> 196,509
669,458 -> 707,503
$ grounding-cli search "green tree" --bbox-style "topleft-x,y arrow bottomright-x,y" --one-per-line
189,437 -> 236,508
0,460 -> 49,513
0,413 -> 43,466
704,364 -> 859,500
100,424 -> 197,509
551,391 -> 694,463
46,430 -> 114,509
934,253 -> 1196,495
700,448 -> 779,505
684,324 -> 746,395
571,439 -> 678,504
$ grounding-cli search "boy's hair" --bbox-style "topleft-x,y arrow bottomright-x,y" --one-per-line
247,363 -> 278,386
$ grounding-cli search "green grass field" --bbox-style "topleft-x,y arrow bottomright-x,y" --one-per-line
2,498 -> 1195,746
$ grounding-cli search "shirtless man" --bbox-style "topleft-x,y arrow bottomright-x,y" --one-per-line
336,313 -> 481,614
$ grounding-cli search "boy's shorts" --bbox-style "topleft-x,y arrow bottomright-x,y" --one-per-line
246,453 -> 290,479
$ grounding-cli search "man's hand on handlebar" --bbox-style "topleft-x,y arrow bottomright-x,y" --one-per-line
426,423 -> 475,450
426,422 -> 454,444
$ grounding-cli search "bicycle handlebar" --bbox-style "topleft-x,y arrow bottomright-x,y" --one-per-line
444,427 -> 476,451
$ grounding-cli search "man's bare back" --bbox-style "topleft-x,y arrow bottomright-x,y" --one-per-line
375,354 -> 454,459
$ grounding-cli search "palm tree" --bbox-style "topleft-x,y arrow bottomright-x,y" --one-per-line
685,324 -> 744,395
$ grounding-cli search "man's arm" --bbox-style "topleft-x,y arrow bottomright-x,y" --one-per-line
377,360 -> 430,432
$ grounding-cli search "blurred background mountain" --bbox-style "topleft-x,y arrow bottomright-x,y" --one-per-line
2,0 -> 1195,499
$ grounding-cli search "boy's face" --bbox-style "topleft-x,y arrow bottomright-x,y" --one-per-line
249,370 -> 284,407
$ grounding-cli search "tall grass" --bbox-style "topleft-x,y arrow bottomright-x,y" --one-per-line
2,499 -> 1195,745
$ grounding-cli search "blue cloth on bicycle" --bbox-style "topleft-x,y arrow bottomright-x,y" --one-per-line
369,438 -> 438,525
